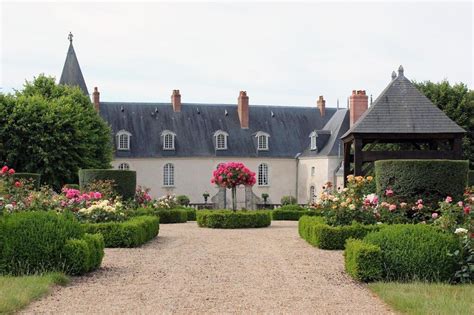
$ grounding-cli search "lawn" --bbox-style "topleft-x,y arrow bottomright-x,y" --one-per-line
369,282 -> 474,315
0,273 -> 69,314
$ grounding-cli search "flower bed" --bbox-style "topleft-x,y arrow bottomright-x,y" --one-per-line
82,215 -> 159,248
197,210 -> 271,229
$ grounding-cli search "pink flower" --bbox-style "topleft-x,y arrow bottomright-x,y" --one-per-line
417,203 -> 424,210
1,166 -> 8,174
389,204 -> 397,212
445,196 -> 452,203
385,189 -> 394,197
432,213 -> 438,219
8,169 -> 15,175
94,192 -> 102,199
457,201 -> 464,207
14,181 -> 22,188
464,206 -> 471,215
416,199 -> 423,205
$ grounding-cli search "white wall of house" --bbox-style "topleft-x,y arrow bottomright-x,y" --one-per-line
112,157 -> 298,205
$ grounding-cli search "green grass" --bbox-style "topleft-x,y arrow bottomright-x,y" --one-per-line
369,282 -> 474,315
0,273 -> 69,314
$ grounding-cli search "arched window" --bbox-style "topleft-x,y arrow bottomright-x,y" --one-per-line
309,131 -> 317,151
214,130 -> 228,150
311,167 -> 315,176
161,130 -> 176,150
256,131 -> 270,151
310,186 -> 315,203
118,162 -> 130,170
258,163 -> 269,186
116,130 -> 132,150
163,163 -> 174,186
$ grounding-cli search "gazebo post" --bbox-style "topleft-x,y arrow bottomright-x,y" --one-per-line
343,140 -> 351,185
353,137 -> 363,176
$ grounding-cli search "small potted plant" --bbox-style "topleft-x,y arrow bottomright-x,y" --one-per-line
203,192 -> 210,204
261,193 -> 269,207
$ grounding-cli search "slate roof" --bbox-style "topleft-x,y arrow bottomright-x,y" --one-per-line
99,102 -> 347,158
341,66 -> 465,139
59,42 -> 89,95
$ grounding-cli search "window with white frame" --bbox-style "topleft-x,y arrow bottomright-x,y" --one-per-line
118,162 -> 130,170
161,130 -> 176,150
258,163 -> 269,186
214,130 -> 228,150
311,166 -> 315,176
163,163 -> 174,186
116,130 -> 132,150
309,131 -> 317,150
256,131 -> 270,151
310,186 -> 315,203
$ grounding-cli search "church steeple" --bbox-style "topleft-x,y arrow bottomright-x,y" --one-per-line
59,32 -> 89,95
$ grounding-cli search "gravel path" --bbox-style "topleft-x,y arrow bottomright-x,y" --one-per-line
23,221 -> 392,314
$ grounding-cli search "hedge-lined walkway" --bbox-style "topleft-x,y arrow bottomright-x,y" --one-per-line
22,221 -> 392,314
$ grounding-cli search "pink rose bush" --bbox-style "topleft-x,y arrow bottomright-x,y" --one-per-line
211,162 -> 256,188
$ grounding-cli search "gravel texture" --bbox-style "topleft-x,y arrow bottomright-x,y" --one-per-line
23,221 -> 393,314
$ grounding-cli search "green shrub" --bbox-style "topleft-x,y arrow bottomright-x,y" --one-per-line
82,233 -> 105,270
12,173 -> 41,190
344,239 -> 382,282
364,224 -> 459,282
278,204 -> 305,211
176,195 -> 190,206
62,239 -> 90,275
183,208 -> 196,221
298,215 -> 382,250
375,160 -> 469,207
197,210 -> 271,229
0,211 -> 83,275
82,215 -> 159,248
78,169 -> 136,200
468,170 -> 474,187
281,195 -> 297,205
134,207 -> 188,224
272,209 -> 320,221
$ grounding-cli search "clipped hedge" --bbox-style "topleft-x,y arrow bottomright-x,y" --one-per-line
469,170 -> 474,187
12,173 -> 41,190
197,210 -> 271,229
82,215 -> 159,248
344,239 -> 382,282
375,160 -> 469,206
78,169 -> 136,200
364,224 -> 459,282
272,209 -> 319,221
298,215 -> 382,250
0,211 -> 103,276
134,207 -> 188,224
183,208 -> 196,221
278,204 -> 305,211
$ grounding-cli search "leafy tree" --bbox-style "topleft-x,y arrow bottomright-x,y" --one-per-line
413,80 -> 474,169
0,75 -> 113,188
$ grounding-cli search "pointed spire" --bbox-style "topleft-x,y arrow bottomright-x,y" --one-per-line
391,71 -> 397,80
398,65 -> 404,77
59,33 -> 89,95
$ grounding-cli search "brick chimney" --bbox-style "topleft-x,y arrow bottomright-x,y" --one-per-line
92,87 -> 100,112
237,91 -> 249,129
317,95 -> 326,117
171,90 -> 181,112
349,90 -> 368,126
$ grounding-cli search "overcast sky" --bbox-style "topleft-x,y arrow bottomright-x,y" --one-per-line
1,1 -> 472,107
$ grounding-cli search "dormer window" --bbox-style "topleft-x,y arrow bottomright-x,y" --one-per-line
161,130 -> 176,150
309,131 -> 317,151
116,130 -> 132,151
256,131 -> 270,151
214,130 -> 229,150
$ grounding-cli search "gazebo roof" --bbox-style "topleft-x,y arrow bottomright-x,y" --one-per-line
341,66 -> 465,139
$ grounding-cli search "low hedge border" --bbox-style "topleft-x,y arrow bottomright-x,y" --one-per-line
197,210 -> 271,229
272,209 -> 320,221
344,238 -> 382,282
134,208 -> 188,224
63,233 -> 105,275
82,215 -> 159,248
298,215 -> 383,250
183,208 -> 196,221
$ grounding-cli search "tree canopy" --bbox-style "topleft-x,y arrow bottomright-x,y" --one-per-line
0,75 -> 113,188
413,80 -> 474,169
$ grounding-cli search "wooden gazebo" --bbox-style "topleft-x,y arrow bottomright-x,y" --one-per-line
341,66 -> 465,183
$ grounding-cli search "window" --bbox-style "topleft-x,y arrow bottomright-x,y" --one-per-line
161,130 -> 176,150
214,130 -> 228,150
311,167 -> 315,176
310,131 -> 317,151
163,163 -> 174,186
258,163 -> 269,186
255,131 -> 270,151
116,130 -> 132,150
118,162 -> 130,170
310,186 -> 315,203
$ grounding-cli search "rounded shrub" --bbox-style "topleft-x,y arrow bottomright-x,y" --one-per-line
197,210 -> 271,229
281,195 -> 297,205
375,159 -> 469,206
12,173 -> 41,190
176,195 -> 190,206
363,224 -> 459,282
78,169 -> 136,200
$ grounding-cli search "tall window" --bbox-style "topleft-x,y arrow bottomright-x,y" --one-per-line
163,163 -> 174,186
214,130 -> 228,150
162,130 -> 176,150
311,167 -> 315,176
310,186 -> 315,203
116,130 -> 131,150
258,163 -> 269,186
310,131 -> 317,150
256,131 -> 270,151
118,162 -> 130,170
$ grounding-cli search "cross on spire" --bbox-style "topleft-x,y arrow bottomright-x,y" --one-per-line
68,32 -> 73,43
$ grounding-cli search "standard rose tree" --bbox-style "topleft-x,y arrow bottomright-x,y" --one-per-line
211,162 -> 256,211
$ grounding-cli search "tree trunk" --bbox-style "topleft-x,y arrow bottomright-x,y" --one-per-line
231,186 -> 237,211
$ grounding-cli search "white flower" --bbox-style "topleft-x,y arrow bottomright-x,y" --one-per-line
454,228 -> 468,235
5,204 -> 14,211
349,204 -> 356,210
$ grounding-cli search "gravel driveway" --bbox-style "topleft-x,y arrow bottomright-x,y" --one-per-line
23,221 -> 392,314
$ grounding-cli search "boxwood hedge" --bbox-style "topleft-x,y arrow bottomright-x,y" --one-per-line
344,238 -> 382,282
298,215 -> 382,250
272,209 -> 320,221
82,215 -> 159,248
13,173 -> 41,190
375,159 -> 469,206
79,169 -> 136,200
197,210 -> 271,229
134,207 -> 188,223
469,170 -> 474,187
63,233 -> 105,275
